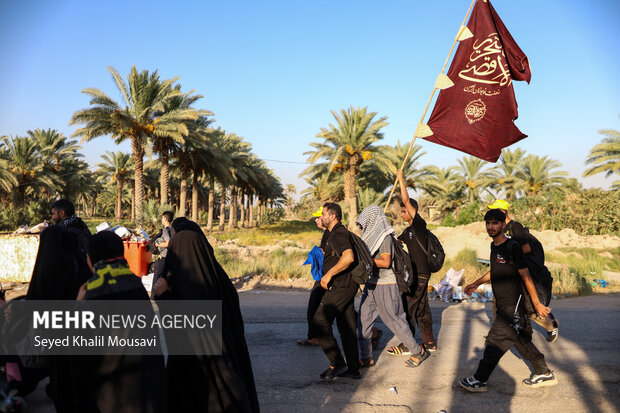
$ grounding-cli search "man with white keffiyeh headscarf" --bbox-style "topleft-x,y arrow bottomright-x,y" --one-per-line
355,205 -> 429,369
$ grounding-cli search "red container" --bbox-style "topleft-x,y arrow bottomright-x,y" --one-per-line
123,240 -> 152,277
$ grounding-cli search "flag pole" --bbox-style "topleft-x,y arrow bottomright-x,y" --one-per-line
383,0 -> 477,213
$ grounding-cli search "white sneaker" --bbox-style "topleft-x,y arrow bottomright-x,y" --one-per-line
523,371 -> 557,387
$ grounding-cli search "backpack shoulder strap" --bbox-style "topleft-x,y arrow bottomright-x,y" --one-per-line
411,228 -> 429,256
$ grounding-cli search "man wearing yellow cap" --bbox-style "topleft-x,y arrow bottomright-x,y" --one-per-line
298,207 -> 329,346
487,200 -> 559,343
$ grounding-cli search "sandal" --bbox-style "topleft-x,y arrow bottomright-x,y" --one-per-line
359,357 -> 375,368
424,342 -> 437,352
371,328 -> 383,351
387,343 -> 411,355
405,348 -> 430,368
297,338 -> 320,346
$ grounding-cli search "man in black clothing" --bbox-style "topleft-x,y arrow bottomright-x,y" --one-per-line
488,199 -> 559,343
51,199 -> 91,254
396,169 -> 436,351
311,202 -> 361,380
298,208 -> 329,346
460,209 -> 557,392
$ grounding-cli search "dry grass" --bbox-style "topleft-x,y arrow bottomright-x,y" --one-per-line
214,247 -> 312,281
210,220 -> 320,249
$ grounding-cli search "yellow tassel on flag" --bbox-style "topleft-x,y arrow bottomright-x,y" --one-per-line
414,123 -> 433,138
456,25 -> 473,41
435,74 -> 454,90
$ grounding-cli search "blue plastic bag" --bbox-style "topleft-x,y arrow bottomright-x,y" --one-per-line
303,246 -> 324,281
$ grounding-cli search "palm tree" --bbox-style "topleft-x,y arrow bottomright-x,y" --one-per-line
97,151 -> 133,220
170,114 -> 215,218
424,167 -> 466,214
514,155 -> 568,196
203,128 -> 232,231
215,132 -> 252,230
384,141 -> 434,196
70,65 -> 197,222
583,127 -> 620,188
455,156 -> 493,204
304,106 -> 389,228
1,135 -> 55,206
149,85 -> 208,205
27,128 -> 81,171
0,139 -> 19,197
284,183 -> 297,213
491,148 -> 527,200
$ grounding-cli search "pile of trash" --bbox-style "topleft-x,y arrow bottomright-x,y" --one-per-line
428,267 -> 493,303
13,222 -> 48,234
95,222 -> 150,242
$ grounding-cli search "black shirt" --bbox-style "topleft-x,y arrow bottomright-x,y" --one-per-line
505,220 -> 545,274
490,239 -> 528,316
323,222 -> 354,288
398,214 -> 430,276
319,228 -> 330,250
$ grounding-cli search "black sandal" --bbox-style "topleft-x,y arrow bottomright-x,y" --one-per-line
371,329 -> 383,350
359,357 -> 375,368
405,348 -> 430,368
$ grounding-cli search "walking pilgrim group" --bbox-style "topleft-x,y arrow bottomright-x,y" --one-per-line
300,170 -> 558,391
3,166 -> 559,413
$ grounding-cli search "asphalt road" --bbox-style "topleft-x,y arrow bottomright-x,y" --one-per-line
19,291 -> 620,413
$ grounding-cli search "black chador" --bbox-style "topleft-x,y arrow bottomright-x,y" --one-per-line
156,218 -> 260,413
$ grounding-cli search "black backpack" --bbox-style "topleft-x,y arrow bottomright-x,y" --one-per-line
504,239 -> 553,311
412,229 -> 445,273
347,232 -> 375,285
390,235 -> 417,293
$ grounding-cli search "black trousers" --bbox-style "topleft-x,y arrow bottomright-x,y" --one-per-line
311,284 -> 359,371
402,274 -> 435,344
306,281 -> 326,340
150,258 -> 166,298
474,315 -> 549,383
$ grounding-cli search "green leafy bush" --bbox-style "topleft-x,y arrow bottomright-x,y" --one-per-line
260,207 -> 285,225
0,200 -> 50,231
456,202 -> 483,226
510,189 -> 619,235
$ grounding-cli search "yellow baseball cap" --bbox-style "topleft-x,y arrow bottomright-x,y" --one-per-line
487,199 -> 510,210
311,206 -> 323,217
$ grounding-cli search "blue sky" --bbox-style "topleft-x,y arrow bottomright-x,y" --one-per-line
1,0 -> 619,194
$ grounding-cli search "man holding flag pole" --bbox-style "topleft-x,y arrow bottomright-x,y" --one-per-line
383,0 -> 557,393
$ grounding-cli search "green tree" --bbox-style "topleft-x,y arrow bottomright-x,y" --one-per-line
70,65 -> 197,222
149,85 -> 208,205
424,167 -> 466,215
491,147 -> 527,200
1,135 -> 55,206
583,126 -> 620,189
514,155 -> 568,196
96,151 -> 134,220
455,155 -> 493,204
304,106 -> 389,228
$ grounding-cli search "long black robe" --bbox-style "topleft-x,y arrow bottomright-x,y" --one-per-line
26,225 -> 90,301
25,225 -> 94,412
82,255 -> 166,413
159,220 -> 260,413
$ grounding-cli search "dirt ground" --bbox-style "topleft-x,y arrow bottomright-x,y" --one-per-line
19,291 -> 620,413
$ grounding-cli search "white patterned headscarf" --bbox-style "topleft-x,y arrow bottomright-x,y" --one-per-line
356,205 -> 395,255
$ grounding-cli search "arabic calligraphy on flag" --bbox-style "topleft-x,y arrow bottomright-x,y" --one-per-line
423,0 -> 531,162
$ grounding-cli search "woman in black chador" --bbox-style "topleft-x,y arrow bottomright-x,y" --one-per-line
25,225 -> 92,411
81,231 -> 166,413
153,218 -> 260,413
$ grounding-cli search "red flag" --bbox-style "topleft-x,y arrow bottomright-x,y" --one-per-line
423,0 -> 531,162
